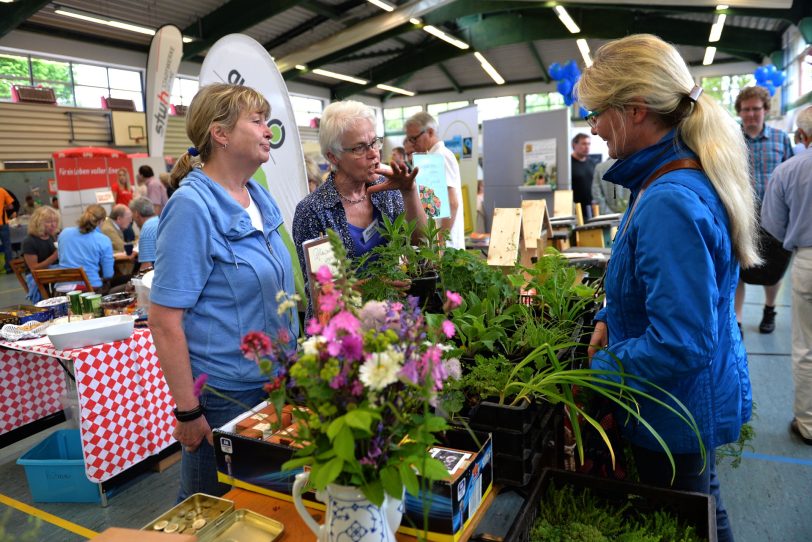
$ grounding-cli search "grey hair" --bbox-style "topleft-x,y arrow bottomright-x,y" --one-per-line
319,100 -> 377,159
797,106 -> 812,135
404,111 -> 437,132
109,204 -> 130,220
129,196 -> 155,217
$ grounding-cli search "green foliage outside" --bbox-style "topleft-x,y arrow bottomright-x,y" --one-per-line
0,53 -> 73,104
701,74 -> 756,116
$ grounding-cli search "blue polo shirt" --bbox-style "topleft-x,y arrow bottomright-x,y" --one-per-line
56,226 -> 114,287
137,216 -> 159,263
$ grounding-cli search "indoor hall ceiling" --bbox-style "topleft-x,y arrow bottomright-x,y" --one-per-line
1,0 -> 809,101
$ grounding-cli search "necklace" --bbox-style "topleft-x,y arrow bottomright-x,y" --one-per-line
338,191 -> 367,205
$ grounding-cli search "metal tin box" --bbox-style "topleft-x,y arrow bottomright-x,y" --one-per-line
143,493 -> 234,538
202,509 -> 284,542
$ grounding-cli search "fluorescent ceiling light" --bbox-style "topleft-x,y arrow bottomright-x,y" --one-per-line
422,25 -> 469,50
703,46 -> 717,65
576,38 -> 592,68
474,52 -> 505,85
410,18 -> 421,25
54,7 -> 194,43
709,12 -> 726,42
295,64 -> 307,70
366,0 -> 395,12
717,4 -> 728,10
376,83 -> 415,96
554,6 -> 581,34
311,68 -> 368,85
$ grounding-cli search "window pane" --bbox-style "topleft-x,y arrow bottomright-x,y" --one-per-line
31,58 -> 71,83
75,85 -> 107,108
110,89 -> 144,111
0,54 -> 30,79
179,79 -> 199,105
49,82 -> 74,106
109,68 -> 141,91
474,96 -> 519,123
383,107 -> 402,120
73,64 -> 107,86
0,78 -> 13,100
290,95 -> 323,127
403,105 -> 422,118
701,74 -> 755,115
427,103 -> 449,117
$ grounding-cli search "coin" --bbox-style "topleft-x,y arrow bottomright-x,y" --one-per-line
192,518 -> 207,530
153,520 -> 168,531
164,522 -> 179,534
185,511 -> 196,520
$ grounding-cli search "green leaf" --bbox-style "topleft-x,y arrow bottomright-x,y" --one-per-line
345,409 -> 374,431
311,456 -> 344,490
361,479 -> 385,507
334,426 -> 355,461
326,416 -> 346,441
281,456 -> 313,471
380,466 -> 403,499
424,415 -> 449,433
419,457 -> 452,481
399,462 -> 420,496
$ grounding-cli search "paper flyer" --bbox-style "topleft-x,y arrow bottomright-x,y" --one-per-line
523,138 -> 557,188
412,153 -> 450,219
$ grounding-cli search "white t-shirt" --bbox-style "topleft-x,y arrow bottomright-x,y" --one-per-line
429,140 -> 465,250
245,192 -> 264,233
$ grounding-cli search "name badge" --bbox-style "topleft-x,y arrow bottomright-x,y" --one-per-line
362,219 -> 379,244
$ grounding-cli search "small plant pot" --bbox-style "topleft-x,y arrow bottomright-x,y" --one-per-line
407,271 -> 442,312
469,398 -> 542,432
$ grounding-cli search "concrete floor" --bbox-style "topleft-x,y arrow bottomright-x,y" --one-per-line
0,270 -> 810,541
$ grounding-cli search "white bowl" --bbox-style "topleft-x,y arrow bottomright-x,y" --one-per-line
46,315 -> 135,350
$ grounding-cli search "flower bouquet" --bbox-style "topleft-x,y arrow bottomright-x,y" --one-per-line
242,231 -> 461,507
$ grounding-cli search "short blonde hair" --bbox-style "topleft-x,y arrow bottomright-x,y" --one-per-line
77,204 -> 106,234
575,34 -> 760,267
171,83 -> 270,188
27,206 -> 60,237
319,100 -> 377,159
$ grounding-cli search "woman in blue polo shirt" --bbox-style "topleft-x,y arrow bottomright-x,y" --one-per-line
149,83 -> 298,499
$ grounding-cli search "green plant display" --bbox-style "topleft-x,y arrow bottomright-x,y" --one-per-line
530,483 -> 703,542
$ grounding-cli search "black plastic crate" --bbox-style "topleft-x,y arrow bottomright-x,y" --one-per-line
504,468 -> 717,542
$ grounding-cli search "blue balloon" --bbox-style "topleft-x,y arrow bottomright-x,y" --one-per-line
764,82 -> 776,96
564,94 -> 574,106
557,79 -> 573,97
766,64 -> 777,75
754,66 -> 767,84
579,106 -> 589,119
549,63 -> 563,80
771,71 -> 785,86
565,60 -> 580,81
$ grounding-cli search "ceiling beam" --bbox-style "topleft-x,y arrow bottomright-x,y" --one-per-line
528,43 -> 551,84
298,0 -> 344,18
436,63 -> 462,93
0,0 -> 51,39
182,0 -> 300,59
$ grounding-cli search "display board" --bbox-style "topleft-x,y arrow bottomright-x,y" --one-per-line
438,105 -> 478,234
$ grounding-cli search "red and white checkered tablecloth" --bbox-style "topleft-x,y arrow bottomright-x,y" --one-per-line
0,328 -> 176,483
0,348 -> 65,434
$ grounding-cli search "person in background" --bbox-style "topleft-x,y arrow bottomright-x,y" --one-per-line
404,111 -> 464,249
129,197 -> 157,273
57,204 -> 114,292
570,133 -> 595,220
51,196 -> 59,210
305,156 -> 324,193
390,146 -> 409,169
149,83 -> 299,499
293,100 -> 425,318
111,167 -> 134,207
760,106 -> 812,446
101,204 -> 136,280
403,136 -> 415,165
159,172 -> 176,199
21,205 -> 60,302
138,165 -> 169,215
21,195 -> 39,215
0,187 -> 17,274
591,157 -> 629,214
581,34 -> 758,542
734,85 -> 794,334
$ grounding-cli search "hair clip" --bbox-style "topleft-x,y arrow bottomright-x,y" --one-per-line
688,85 -> 703,103
188,146 -> 200,157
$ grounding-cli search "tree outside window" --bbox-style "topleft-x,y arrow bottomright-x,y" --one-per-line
525,92 -> 565,113
701,74 -> 755,115
32,58 -> 73,105
383,105 -> 423,134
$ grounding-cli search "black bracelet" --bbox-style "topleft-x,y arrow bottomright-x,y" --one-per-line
173,404 -> 204,422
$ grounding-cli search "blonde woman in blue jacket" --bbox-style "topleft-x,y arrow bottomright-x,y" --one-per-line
581,35 -> 759,542
150,84 -> 298,500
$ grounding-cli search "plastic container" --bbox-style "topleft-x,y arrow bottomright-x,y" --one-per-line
46,314 -> 134,350
17,429 -> 99,503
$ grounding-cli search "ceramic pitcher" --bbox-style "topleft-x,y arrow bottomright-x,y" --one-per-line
292,471 -> 403,542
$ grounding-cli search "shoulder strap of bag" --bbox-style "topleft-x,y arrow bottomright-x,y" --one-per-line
619,158 -> 703,237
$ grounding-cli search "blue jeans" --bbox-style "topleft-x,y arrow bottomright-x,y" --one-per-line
0,224 -> 12,272
177,385 -> 267,502
632,445 -> 734,542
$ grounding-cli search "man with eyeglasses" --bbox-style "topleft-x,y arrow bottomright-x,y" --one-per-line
734,86 -> 794,334
404,112 -> 465,250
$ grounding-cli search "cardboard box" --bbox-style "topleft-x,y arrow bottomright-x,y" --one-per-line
213,404 -> 493,542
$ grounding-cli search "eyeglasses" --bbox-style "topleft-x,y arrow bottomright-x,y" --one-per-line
342,137 -> 383,157
740,106 -> 764,114
406,130 -> 426,144
585,110 -> 602,129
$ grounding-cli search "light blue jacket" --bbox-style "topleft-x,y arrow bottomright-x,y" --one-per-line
150,170 -> 298,391
592,131 -> 752,453
57,226 -> 114,288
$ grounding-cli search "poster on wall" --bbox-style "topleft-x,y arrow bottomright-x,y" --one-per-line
438,106 -> 478,234
523,139 -> 557,188
444,135 -> 463,162
412,153 -> 450,219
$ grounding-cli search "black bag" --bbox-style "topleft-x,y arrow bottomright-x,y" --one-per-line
740,225 -> 792,286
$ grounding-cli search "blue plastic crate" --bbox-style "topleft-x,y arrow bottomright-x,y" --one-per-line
17,429 -> 100,503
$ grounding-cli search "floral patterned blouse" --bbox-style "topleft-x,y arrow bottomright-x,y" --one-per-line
292,172 -> 405,317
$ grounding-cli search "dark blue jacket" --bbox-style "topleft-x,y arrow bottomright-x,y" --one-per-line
592,130 -> 752,453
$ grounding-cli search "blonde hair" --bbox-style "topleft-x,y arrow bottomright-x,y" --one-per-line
116,168 -> 131,191
77,204 -> 107,234
319,100 -> 377,160
170,83 -> 270,188
27,205 -> 60,237
575,34 -> 760,268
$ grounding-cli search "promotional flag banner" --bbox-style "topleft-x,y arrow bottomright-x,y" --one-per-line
145,25 -> 183,158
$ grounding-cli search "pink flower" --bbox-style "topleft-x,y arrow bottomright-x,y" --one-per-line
445,291 -> 462,309
241,331 -> 272,361
318,289 -> 340,313
441,320 -> 456,339
359,300 -> 388,330
340,334 -> 364,360
399,359 -> 419,384
278,328 -> 291,345
193,374 -> 208,397
306,318 -> 322,336
330,310 -> 361,335
315,265 -> 333,284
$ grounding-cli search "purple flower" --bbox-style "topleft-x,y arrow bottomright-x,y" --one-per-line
340,334 -> 364,360
306,318 -> 322,336
399,359 -> 419,384
193,374 -> 208,397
